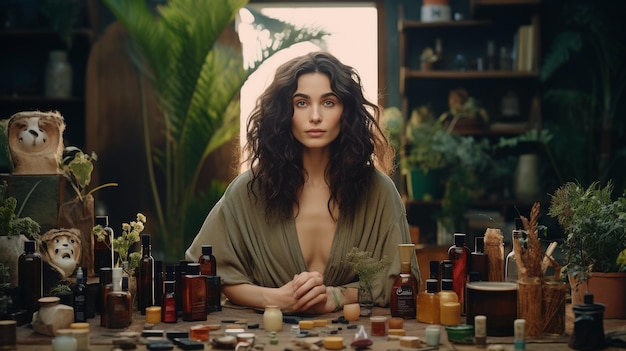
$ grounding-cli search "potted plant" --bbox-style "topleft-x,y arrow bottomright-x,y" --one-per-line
402,106 -> 493,240
58,147 -> 117,276
548,181 -> 626,318
0,181 -> 41,285
345,247 -> 390,317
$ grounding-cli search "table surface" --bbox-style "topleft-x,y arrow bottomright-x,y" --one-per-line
12,305 -> 626,351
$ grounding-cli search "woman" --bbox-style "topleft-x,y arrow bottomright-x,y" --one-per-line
186,51 -> 419,314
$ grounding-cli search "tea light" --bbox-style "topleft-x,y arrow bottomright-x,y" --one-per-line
343,303 -> 360,321
425,325 -> 440,346
440,302 -> 461,325
369,316 -> 388,336
145,306 -> 162,324
388,317 -> 404,330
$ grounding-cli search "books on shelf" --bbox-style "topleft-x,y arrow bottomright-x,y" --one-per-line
516,24 -> 535,72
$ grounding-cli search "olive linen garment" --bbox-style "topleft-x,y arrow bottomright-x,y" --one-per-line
185,169 -> 420,307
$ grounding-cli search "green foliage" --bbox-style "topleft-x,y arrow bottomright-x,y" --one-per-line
49,280 -> 72,295
103,0 -> 327,260
39,0 -> 83,49
344,247 -> 389,289
60,147 -> 118,201
402,114 -> 494,222
93,213 -> 145,272
541,0 -> 626,184
548,181 -> 626,283
0,181 -> 40,239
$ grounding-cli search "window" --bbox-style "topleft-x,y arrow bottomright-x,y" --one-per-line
238,3 -> 378,166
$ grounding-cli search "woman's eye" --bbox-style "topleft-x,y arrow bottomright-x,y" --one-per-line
323,100 -> 335,107
295,100 -> 307,107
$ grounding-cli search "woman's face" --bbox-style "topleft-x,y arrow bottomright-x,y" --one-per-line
291,72 -> 343,150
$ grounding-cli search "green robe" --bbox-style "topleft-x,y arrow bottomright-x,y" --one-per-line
185,170 -> 420,306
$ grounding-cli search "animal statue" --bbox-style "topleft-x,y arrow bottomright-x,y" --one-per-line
6,110 -> 65,174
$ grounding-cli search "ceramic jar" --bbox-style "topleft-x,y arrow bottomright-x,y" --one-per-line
52,329 -> 77,351
32,297 -> 74,336
263,305 -> 283,332
44,50 -> 73,98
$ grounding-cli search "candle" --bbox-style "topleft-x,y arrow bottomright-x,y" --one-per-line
343,303 -> 360,321
369,316 -> 387,336
388,317 -> 404,330
425,325 -> 441,346
145,306 -> 162,324
440,302 -> 461,325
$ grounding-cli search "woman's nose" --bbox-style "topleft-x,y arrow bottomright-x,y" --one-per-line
309,106 -> 321,123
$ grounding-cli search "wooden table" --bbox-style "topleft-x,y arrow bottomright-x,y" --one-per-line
12,306 -> 626,350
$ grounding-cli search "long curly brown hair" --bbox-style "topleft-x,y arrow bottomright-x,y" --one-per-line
244,51 -> 393,221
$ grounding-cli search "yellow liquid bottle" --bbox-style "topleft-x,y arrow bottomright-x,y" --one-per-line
417,279 -> 440,324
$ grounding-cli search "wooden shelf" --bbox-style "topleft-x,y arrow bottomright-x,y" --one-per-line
401,19 -> 491,29
0,28 -> 93,39
402,68 -> 539,79
472,0 -> 540,6
0,96 -> 84,103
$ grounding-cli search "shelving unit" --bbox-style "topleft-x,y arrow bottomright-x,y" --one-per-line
0,26 -> 93,152
398,0 -> 542,245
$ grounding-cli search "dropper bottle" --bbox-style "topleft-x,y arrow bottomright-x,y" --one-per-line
390,244 -> 418,319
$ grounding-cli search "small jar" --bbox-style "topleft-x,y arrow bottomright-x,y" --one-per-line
44,50 -> 73,97
52,329 -> 77,351
263,305 -> 283,332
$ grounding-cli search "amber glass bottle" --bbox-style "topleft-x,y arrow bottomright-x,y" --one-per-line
182,263 -> 207,321
448,233 -> 470,313
470,236 -> 489,281
138,234 -> 155,315
18,240 -> 42,316
107,268 -> 131,329
198,245 -> 216,276
390,244 -> 418,319
417,279 -> 440,324
99,267 -> 113,327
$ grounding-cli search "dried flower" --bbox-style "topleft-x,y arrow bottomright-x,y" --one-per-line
344,247 -> 389,289
93,213 -> 146,272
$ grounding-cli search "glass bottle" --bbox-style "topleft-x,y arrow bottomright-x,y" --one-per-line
263,305 -> 283,332
486,40 -> 496,70
206,275 -> 222,312
199,245 -> 216,276
99,267 -> 113,327
417,279 -> 440,324
73,267 -> 87,323
448,233 -> 470,313
438,279 -> 459,325
138,234 -> 155,315
390,244 -> 418,319
506,229 -> 524,282
182,263 -> 207,321
106,267 -> 131,329
94,216 -> 114,273
154,260 -> 164,309
162,280 -> 177,323
175,260 -> 190,315
470,236 -> 489,281
18,240 -> 42,316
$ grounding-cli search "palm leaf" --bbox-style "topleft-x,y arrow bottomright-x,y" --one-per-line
103,0 -> 327,259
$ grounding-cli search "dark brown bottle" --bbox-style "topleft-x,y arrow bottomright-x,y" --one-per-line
138,234 -> 155,315
106,267 -> 131,329
94,216 -> 114,272
198,245 -> 216,276
18,240 -> 42,317
73,267 -> 87,322
206,275 -> 222,312
162,280 -> 177,323
182,263 -> 207,321
390,244 -> 418,319
448,233 -> 470,313
99,267 -> 113,327
470,236 -> 489,281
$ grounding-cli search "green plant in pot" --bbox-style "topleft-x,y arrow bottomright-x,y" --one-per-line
548,181 -> 626,317
402,106 -> 493,226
